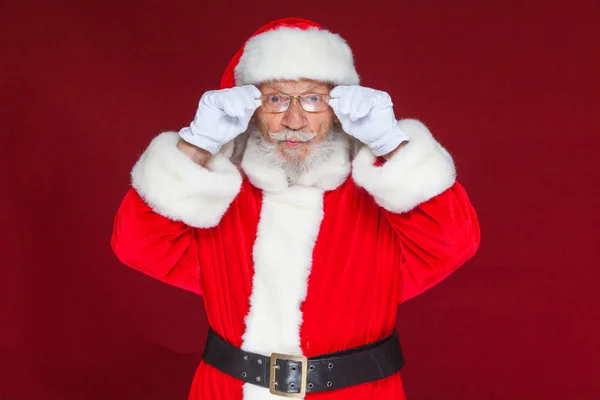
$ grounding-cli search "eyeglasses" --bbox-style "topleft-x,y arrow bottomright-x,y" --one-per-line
260,93 -> 331,113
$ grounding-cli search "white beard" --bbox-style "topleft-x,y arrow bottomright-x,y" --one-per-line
234,124 -> 355,187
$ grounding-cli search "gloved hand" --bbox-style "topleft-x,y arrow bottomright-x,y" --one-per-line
179,85 -> 262,154
329,85 -> 409,156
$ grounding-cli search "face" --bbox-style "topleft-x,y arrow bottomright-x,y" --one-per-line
252,79 -> 335,160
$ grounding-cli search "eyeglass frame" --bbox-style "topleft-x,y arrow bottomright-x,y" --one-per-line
259,93 -> 332,113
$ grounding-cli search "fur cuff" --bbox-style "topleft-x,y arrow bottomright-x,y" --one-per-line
131,132 -> 242,228
352,119 -> 456,213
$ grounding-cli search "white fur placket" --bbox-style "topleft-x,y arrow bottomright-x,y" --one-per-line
241,186 -> 324,400
239,137 -> 351,400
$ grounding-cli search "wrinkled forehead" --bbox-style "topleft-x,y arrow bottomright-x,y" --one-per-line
258,79 -> 333,94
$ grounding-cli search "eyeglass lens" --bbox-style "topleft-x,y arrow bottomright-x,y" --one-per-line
261,94 -> 329,112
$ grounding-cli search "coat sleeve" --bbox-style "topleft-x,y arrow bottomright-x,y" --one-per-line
111,131 -> 243,294
111,188 -> 204,295
352,119 -> 481,303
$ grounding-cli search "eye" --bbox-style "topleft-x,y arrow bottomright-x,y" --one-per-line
306,94 -> 324,103
268,95 -> 281,103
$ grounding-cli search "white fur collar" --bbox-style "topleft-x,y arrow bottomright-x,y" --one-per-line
240,135 -> 352,193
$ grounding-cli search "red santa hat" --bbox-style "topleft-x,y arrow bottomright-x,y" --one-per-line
219,17 -> 360,89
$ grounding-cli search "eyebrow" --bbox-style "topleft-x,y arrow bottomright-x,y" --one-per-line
264,83 -> 323,94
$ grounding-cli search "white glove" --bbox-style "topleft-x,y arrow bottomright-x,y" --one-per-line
179,85 -> 262,154
329,85 -> 409,156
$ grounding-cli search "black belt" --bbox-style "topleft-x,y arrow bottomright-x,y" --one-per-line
202,327 -> 404,398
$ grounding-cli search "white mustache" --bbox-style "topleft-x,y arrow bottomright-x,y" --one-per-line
268,130 -> 316,142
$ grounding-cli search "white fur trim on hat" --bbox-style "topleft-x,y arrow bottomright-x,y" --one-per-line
131,132 -> 242,228
234,27 -> 360,86
352,119 -> 456,213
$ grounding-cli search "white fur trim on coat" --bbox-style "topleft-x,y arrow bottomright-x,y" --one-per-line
241,186 -> 325,400
130,132 -> 242,228
352,119 -> 456,213
235,27 -> 360,86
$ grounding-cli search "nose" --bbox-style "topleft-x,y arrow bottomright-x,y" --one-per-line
281,98 -> 308,131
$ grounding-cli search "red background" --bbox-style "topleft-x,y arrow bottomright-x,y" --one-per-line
1,0 -> 599,399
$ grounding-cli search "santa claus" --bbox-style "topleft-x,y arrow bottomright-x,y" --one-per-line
112,17 -> 480,400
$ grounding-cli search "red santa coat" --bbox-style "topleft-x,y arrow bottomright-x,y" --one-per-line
112,119 -> 480,400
